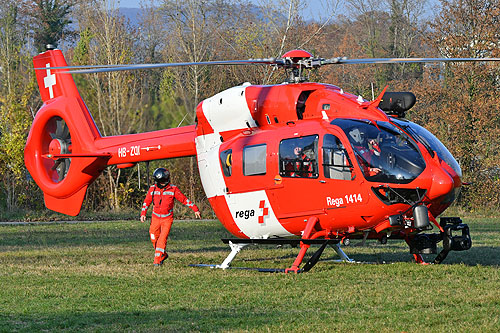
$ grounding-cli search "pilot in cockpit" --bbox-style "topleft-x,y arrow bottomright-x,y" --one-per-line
349,128 -> 382,177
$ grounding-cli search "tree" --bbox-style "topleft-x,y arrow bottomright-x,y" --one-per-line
411,0 -> 500,210
347,0 -> 389,58
0,0 -> 40,211
387,0 -> 428,79
31,0 -> 74,52
159,0 -> 232,112
72,0 -> 144,211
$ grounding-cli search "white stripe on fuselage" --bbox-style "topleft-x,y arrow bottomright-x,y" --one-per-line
196,137 -> 226,198
225,190 -> 293,238
195,84 -> 292,238
202,83 -> 257,134
195,84 -> 256,198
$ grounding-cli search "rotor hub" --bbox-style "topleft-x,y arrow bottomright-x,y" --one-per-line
280,50 -> 318,83
49,138 -> 69,155
282,49 -> 313,64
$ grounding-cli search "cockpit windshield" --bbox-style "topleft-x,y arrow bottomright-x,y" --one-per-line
331,119 -> 426,184
391,118 -> 462,178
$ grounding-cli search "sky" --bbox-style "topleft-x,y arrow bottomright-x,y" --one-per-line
117,0 -> 440,21
115,0 -> 328,21
117,0 -> 325,18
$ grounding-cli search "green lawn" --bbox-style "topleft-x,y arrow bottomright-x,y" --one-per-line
0,218 -> 499,332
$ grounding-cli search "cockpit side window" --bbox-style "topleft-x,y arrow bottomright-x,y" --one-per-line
279,135 -> 319,178
346,125 -> 384,179
323,134 -> 352,180
220,149 -> 232,177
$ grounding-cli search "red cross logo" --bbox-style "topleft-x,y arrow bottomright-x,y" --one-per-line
44,63 -> 56,99
258,200 -> 269,224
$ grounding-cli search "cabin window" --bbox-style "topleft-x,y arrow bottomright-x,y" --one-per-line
243,144 -> 266,176
322,134 -> 352,180
220,149 -> 232,177
279,135 -> 318,178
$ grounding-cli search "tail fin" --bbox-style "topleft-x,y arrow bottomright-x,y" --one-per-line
25,49 -> 108,216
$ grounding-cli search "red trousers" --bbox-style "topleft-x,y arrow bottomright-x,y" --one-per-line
149,215 -> 173,264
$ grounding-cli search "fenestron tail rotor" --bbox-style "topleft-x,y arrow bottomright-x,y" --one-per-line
46,116 -> 72,182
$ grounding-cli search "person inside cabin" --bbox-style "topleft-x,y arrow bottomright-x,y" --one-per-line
348,128 -> 382,177
286,145 -> 313,177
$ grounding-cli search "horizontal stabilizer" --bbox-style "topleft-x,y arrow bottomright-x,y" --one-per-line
44,153 -> 112,159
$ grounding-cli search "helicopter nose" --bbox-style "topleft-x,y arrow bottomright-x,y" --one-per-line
427,167 -> 454,200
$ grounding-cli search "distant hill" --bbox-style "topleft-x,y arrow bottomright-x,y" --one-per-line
119,7 -> 142,26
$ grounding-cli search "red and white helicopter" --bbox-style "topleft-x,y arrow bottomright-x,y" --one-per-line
25,47 -> 499,272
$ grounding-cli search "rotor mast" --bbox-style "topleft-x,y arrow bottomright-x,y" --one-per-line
278,49 -> 345,83
280,49 -> 315,83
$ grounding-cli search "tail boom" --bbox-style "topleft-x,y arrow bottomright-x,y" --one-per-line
94,126 -> 197,166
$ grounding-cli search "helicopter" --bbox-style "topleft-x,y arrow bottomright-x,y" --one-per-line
25,47 -> 500,273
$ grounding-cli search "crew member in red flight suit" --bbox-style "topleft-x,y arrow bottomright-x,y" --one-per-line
289,146 -> 313,177
140,168 -> 201,266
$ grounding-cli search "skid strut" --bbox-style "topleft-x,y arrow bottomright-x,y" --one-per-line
285,216 -> 320,273
218,241 -> 248,269
208,238 -> 351,273
330,243 -> 354,263
189,238 -> 351,272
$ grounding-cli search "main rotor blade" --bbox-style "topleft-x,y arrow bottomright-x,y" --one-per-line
324,57 -> 500,65
62,59 -> 279,74
36,55 -> 500,75
34,64 -> 134,71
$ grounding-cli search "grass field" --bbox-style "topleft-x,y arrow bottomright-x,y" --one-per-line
1,218 -> 499,332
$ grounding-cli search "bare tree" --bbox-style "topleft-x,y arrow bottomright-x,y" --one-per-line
72,0 -> 143,210
387,0 -> 428,78
346,0 -> 387,57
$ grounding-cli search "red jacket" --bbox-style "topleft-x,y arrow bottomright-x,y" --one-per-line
141,184 -> 199,218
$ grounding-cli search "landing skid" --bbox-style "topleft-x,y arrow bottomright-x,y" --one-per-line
189,238 -> 354,273
190,263 -> 287,273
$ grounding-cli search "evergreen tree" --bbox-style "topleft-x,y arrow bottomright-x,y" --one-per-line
32,0 -> 74,51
